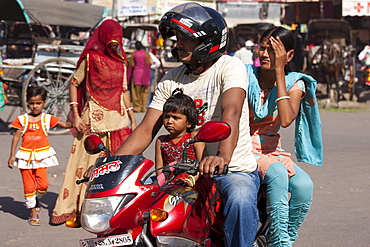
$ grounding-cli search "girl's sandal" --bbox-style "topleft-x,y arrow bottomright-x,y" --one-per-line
28,206 -> 41,226
28,217 -> 40,226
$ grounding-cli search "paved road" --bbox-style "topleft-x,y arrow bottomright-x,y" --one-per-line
0,106 -> 369,246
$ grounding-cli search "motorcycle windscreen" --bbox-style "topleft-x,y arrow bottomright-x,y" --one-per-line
86,155 -> 146,193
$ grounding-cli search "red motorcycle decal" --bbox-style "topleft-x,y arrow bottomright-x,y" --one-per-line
90,160 -> 122,181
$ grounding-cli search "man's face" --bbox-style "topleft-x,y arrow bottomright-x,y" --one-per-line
175,32 -> 202,64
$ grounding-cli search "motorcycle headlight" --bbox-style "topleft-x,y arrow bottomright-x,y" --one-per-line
80,196 -> 125,233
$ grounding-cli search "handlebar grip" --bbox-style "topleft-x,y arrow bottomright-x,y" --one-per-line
76,177 -> 89,185
214,165 -> 229,175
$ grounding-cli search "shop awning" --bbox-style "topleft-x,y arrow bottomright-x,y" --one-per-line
0,0 -> 107,28
22,0 -> 107,28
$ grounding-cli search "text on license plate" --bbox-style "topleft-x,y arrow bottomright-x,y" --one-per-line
79,233 -> 133,247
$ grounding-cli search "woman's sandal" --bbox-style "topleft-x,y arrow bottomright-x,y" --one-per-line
28,217 -> 40,226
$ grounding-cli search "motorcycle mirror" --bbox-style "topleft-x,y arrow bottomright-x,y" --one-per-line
84,134 -> 106,154
194,121 -> 231,143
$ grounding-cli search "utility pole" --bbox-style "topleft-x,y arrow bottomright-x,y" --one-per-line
112,0 -> 116,19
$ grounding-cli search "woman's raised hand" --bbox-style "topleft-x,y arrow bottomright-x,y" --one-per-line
270,36 -> 288,70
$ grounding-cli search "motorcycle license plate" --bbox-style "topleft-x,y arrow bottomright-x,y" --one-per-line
79,233 -> 133,247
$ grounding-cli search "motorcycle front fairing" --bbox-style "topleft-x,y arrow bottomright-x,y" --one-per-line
150,183 -> 211,243
81,155 -> 159,236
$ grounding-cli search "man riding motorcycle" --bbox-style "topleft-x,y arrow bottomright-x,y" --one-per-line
115,2 -> 259,246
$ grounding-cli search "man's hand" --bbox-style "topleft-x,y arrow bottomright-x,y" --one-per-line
198,156 -> 229,178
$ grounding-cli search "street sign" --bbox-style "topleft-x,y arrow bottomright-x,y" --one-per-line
343,0 -> 370,16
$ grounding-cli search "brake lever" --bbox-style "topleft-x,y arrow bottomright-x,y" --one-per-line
213,164 -> 229,175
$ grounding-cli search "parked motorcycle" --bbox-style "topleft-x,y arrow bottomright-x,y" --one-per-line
77,121 -> 268,247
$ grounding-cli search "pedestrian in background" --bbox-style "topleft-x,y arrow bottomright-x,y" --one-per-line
51,19 -> 136,227
147,50 -> 161,107
234,37 -> 254,65
7,86 -> 72,226
128,41 -> 153,112
358,44 -> 370,87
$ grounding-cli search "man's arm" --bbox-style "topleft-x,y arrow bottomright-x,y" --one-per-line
114,108 -> 163,155
198,87 -> 245,177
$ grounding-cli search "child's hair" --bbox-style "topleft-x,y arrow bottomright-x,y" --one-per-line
26,86 -> 47,101
163,89 -> 198,132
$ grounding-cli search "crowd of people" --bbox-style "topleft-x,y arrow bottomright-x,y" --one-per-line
6,2 -> 323,247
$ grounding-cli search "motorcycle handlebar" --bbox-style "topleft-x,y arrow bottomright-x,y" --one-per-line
76,162 -> 229,185
214,164 -> 229,175
176,161 -> 229,175
76,177 -> 89,185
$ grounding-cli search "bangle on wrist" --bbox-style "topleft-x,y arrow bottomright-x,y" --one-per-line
184,175 -> 195,187
187,175 -> 195,185
275,96 -> 290,103
70,102 -> 78,107
126,107 -> 133,112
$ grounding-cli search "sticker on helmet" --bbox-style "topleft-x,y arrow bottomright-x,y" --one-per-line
171,18 -> 195,33
220,27 -> 228,49
179,18 -> 193,28
193,31 -> 206,38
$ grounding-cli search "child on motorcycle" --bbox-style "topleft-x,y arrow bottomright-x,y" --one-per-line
155,89 -> 205,187
7,86 -> 72,226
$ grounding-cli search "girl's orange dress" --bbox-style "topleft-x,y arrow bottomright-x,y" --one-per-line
10,113 -> 60,208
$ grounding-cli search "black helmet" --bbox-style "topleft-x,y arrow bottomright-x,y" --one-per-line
159,2 -> 228,64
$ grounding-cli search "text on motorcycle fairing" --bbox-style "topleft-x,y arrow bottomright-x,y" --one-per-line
91,183 -> 104,190
90,160 -> 122,181
169,194 -> 182,206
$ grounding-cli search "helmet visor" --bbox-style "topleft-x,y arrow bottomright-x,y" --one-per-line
169,2 -> 212,26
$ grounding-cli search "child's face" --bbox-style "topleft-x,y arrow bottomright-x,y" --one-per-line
163,111 -> 191,136
27,95 -> 45,116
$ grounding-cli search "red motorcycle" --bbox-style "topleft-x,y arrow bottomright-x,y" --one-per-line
77,121 -> 268,247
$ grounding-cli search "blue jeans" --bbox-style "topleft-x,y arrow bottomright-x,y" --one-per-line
213,170 -> 260,247
261,163 -> 313,247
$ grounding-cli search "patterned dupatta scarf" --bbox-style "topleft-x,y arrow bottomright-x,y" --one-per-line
246,64 -> 323,167
76,20 -> 128,115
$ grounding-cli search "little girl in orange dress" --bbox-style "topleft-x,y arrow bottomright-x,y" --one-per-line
7,86 -> 72,226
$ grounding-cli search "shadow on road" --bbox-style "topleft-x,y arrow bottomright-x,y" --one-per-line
0,191 -> 59,222
0,196 -> 28,220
